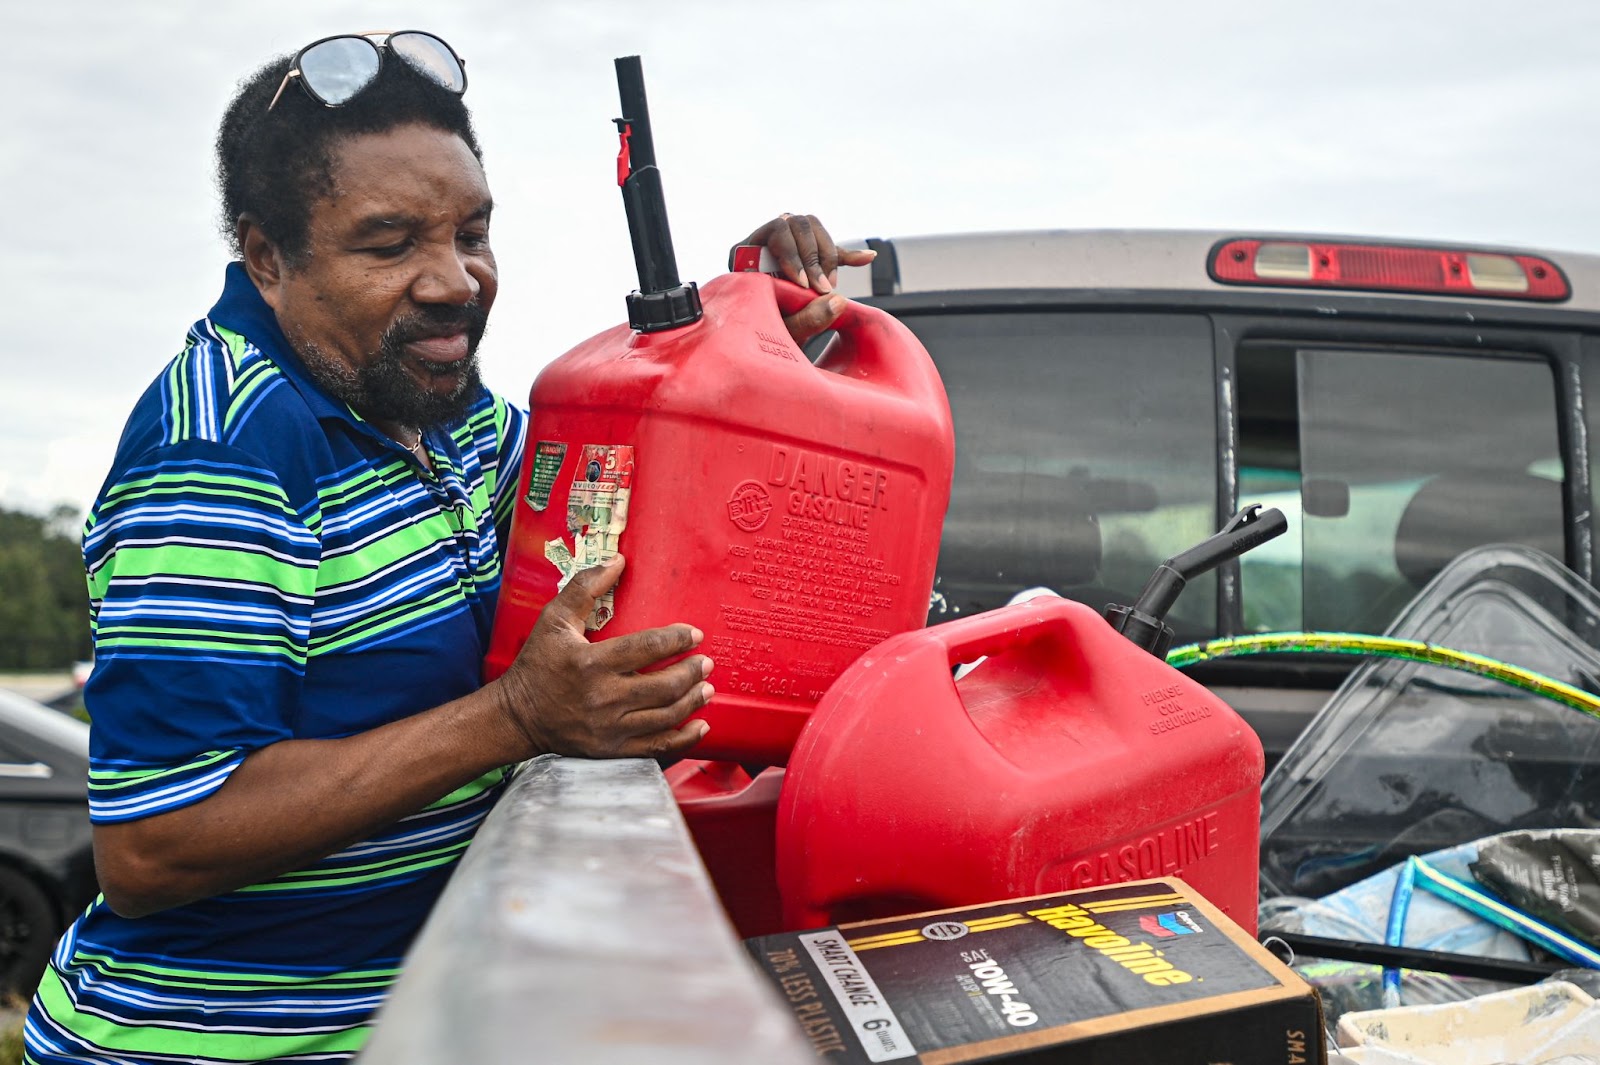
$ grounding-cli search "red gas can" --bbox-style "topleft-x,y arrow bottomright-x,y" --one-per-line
484,272 -> 954,764
775,596 -> 1265,933
665,759 -> 787,938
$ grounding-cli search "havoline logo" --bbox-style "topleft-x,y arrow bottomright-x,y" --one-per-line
1026,901 -> 1194,987
1139,911 -> 1203,938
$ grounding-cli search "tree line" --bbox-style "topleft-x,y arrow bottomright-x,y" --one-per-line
0,504 -> 92,670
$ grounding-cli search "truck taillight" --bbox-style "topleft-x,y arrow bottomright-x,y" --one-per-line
1209,239 -> 1569,301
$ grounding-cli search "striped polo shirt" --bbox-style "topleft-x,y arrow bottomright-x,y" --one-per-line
25,262 -> 528,1063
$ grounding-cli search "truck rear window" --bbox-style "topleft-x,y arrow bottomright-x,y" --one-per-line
899,312 -> 1218,640
1237,345 -> 1564,635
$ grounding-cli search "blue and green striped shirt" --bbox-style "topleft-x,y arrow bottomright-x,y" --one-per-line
25,262 -> 528,1063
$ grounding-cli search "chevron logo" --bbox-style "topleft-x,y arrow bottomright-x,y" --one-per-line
1139,912 -> 1201,938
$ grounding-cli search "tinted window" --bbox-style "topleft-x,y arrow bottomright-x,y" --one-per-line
1238,346 -> 1563,634
900,312 -> 1219,639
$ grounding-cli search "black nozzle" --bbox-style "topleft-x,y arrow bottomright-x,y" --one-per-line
614,56 -> 702,333
1104,504 -> 1289,658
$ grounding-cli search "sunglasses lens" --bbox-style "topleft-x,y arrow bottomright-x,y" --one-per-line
298,37 -> 382,105
389,32 -> 466,94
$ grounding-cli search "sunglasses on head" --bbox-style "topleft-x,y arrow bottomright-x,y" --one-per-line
268,30 -> 467,112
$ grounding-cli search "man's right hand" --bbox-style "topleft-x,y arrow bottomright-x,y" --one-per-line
491,555 -> 713,760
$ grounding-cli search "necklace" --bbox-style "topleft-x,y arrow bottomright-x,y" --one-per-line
398,428 -> 427,461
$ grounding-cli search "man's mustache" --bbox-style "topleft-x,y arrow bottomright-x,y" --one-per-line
384,302 -> 490,346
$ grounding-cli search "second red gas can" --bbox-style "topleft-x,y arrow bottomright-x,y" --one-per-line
775,596 -> 1266,933
484,272 -> 954,764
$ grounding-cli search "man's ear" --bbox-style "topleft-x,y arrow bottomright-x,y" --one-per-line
237,215 -> 287,310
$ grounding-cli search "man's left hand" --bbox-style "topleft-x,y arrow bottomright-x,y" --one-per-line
737,214 -> 876,345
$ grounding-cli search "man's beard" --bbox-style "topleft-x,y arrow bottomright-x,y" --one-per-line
296,302 -> 490,430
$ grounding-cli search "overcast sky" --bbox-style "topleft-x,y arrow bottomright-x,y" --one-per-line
5,0 -> 1600,517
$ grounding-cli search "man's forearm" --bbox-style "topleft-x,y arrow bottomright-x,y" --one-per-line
94,680 -> 530,918
94,560 -> 714,919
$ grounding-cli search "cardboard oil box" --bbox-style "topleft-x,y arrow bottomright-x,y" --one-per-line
746,878 -> 1324,1065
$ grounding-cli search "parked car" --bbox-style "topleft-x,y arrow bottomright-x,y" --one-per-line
831,230 -> 1600,765
0,688 -> 95,993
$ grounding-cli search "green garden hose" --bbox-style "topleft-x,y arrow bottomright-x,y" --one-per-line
1165,631 -> 1600,721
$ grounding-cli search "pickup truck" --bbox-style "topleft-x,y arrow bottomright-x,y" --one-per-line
365,234 -> 1600,1059
829,230 -> 1600,766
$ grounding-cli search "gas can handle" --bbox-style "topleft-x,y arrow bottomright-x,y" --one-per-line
764,276 -> 938,394
922,597 -> 1094,672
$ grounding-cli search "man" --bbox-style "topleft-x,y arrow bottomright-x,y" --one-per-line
25,32 -> 870,1064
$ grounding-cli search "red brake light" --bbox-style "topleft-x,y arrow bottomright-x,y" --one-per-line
1209,239 -> 1569,302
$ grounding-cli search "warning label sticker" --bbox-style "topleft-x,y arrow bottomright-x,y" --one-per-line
524,440 -> 568,512
544,443 -> 634,630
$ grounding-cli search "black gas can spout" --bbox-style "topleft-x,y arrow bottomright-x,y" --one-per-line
1104,504 -> 1289,659
614,56 -> 703,333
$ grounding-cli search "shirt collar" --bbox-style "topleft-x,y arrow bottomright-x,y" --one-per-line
206,262 -> 478,467
207,261 -> 361,429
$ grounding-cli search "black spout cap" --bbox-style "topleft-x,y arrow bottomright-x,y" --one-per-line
1104,600 -> 1177,660
627,282 -> 702,332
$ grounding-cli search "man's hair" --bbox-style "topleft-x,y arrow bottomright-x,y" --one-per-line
215,46 -> 483,263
